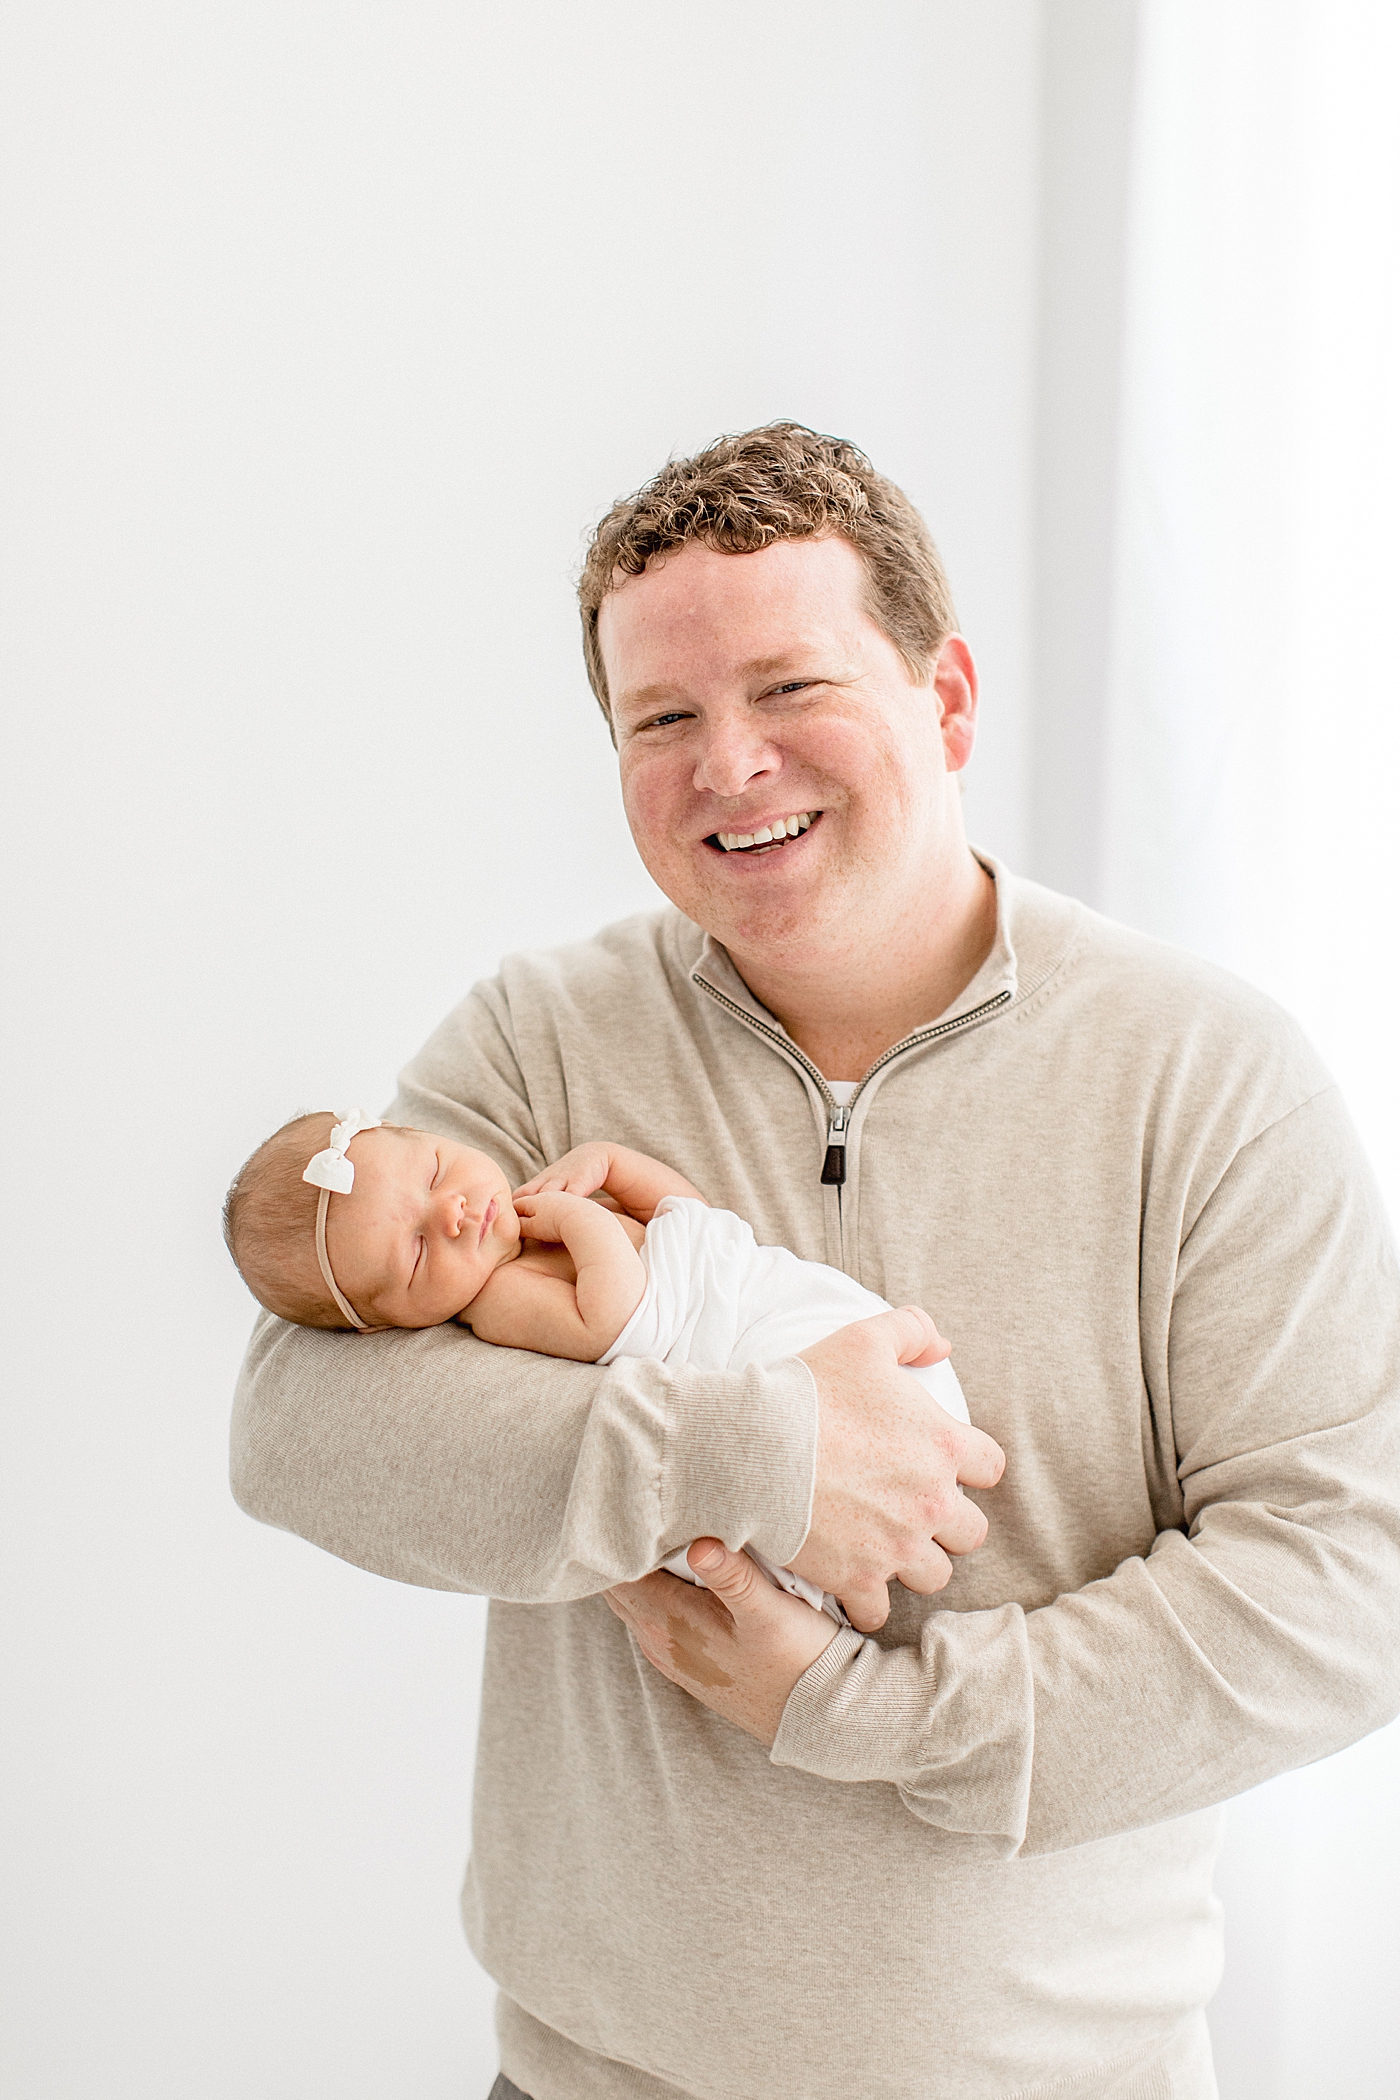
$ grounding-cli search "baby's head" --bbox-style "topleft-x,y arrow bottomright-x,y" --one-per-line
224,1111 -> 521,1331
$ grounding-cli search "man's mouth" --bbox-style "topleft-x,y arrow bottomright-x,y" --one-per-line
705,810 -> 821,854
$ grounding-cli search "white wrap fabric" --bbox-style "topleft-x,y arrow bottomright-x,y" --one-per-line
599,1197 -> 971,1620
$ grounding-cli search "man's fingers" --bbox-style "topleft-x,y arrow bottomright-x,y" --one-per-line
795,1304 -> 1005,1611
956,1424 -> 1006,1491
930,1488 -> 989,1559
892,1539 -> 955,1596
880,1304 -> 951,1368
836,1580 -> 892,1633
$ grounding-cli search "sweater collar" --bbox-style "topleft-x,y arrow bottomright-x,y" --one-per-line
690,850 -> 1025,1036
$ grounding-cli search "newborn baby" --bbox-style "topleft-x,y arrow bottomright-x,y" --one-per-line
225,1109 -> 970,1619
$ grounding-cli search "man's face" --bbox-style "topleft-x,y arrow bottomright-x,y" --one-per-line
599,535 -> 977,971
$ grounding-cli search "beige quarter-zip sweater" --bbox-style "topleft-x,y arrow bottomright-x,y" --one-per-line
231,866 -> 1400,2100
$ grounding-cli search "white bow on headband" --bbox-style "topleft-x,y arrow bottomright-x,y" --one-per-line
302,1110 -> 383,1195
302,1110 -> 384,1330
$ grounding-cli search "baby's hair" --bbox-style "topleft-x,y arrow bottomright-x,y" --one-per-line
224,1112 -> 354,1328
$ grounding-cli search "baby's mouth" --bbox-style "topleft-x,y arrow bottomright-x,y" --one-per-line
479,1198 -> 498,1245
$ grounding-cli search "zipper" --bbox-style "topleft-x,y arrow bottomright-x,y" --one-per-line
689,977 -> 838,1121
822,1103 -> 850,1186
692,974 -> 1013,1185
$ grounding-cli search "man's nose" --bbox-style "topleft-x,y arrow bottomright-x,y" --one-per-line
691,712 -> 781,801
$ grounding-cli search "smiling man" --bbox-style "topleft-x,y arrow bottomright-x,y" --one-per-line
231,425 -> 1400,2100
601,531 -> 997,1085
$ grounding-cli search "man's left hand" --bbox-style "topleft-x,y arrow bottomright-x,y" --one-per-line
605,1542 -> 841,1746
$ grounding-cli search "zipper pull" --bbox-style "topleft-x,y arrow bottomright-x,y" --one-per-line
821,1104 -> 848,1186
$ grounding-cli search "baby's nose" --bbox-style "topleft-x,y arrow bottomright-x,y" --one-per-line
436,1190 -> 467,1236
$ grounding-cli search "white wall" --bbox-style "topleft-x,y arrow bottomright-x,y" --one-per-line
1030,0 -> 1139,901
1094,9 -> 1400,2092
1,7 -> 1043,2095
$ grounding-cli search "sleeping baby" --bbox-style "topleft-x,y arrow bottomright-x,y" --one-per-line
224,1109 -> 971,1620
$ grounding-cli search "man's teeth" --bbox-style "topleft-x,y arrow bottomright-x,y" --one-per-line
716,811 -> 817,852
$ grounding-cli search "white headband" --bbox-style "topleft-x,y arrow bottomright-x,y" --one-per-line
302,1110 -> 383,1330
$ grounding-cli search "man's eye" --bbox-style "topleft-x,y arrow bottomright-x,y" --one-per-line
645,711 -> 689,729
772,681 -> 812,696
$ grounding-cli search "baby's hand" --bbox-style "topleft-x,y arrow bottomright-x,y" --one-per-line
513,1189 -> 594,1242
515,1143 -> 614,1202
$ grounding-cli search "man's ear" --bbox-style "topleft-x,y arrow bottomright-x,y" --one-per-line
932,635 -> 979,773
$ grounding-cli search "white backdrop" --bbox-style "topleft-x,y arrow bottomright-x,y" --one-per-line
2,7 -> 1041,2095
1102,8 -> 1400,2095
6,4 -> 1397,2095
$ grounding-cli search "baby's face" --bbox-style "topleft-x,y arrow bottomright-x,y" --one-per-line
325,1126 -> 521,1329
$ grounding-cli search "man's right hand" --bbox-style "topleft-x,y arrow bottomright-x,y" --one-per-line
789,1306 -> 1005,1632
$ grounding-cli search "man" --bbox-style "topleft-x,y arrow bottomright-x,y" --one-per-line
232,424 -> 1400,2100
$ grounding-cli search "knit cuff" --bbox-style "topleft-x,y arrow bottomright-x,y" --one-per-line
662,1355 -> 818,1568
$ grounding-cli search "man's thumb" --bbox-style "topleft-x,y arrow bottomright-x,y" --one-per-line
687,1539 -> 762,1607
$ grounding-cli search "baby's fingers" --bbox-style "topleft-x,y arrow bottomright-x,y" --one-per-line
511,1194 -> 551,1236
518,1167 -> 600,1201
515,1169 -> 565,1197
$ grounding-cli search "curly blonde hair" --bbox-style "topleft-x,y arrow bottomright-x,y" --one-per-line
578,421 -> 957,727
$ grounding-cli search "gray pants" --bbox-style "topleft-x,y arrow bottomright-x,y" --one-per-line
488,2080 -> 530,2100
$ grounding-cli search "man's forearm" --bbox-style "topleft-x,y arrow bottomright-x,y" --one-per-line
772,1446 -> 1400,1856
230,1309 -> 818,1600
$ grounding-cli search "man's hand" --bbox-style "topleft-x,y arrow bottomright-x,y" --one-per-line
790,1305 -> 1006,1632
605,1543 -> 839,1747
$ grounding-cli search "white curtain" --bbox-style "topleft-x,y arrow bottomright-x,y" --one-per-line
1098,4 -> 1400,2091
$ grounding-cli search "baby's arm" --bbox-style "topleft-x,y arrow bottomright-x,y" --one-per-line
516,1141 -> 704,1222
466,1192 -> 647,1362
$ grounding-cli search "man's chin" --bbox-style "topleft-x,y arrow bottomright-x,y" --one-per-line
638,834 -> 836,950
695,882 -> 837,963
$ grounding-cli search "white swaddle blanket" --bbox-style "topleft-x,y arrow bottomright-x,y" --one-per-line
598,1197 -> 971,1621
